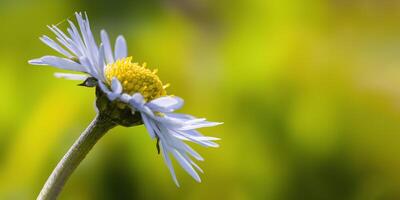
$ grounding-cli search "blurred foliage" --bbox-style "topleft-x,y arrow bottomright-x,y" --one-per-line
1,0 -> 400,199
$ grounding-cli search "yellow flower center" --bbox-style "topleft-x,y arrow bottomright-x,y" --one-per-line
104,57 -> 167,101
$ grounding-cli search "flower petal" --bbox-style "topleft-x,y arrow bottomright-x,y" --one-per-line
54,72 -> 88,80
111,77 -> 122,94
141,113 -> 157,139
28,58 -> 46,65
97,44 -> 106,81
187,158 -> 203,174
75,12 -> 98,69
78,56 -> 98,78
99,81 -> 120,101
114,35 -> 127,60
184,130 -> 220,147
48,25 -> 75,55
84,12 -> 99,56
160,141 -> 180,187
147,96 -> 184,112
171,130 -> 220,147
171,149 -> 201,182
181,143 -> 203,161
67,20 -> 86,55
40,35 -> 73,57
179,121 -> 223,131
128,93 -> 146,110
101,30 -> 114,64
119,93 -> 132,103
98,81 -> 111,93
38,56 -> 86,72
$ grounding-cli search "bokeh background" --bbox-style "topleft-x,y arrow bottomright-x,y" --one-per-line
1,0 -> 400,199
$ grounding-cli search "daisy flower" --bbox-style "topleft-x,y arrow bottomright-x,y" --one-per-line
29,12 -> 221,187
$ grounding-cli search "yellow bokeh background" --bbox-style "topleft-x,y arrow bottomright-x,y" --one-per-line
1,0 -> 400,199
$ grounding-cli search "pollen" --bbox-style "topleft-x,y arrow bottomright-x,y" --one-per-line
105,57 -> 167,101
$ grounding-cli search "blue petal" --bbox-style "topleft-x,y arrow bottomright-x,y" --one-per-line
99,81 -> 120,101
38,56 -> 86,72
40,35 -> 73,57
179,121 -> 223,131
181,143 -> 203,161
97,44 -> 106,81
141,113 -> 157,139
128,93 -> 146,110
184,130 -> 220,147
111,78 -> 122,94
75,12 -> 98,69
28,58 -> 46,65
98,81 -> 111,93
101,30 -> 114,64
171,130 -> 220,147
54,73 -> 88,80
160,141 -> 180,187
67,20 -> 86,55
171,149 -> 201,182
186,156 -> 203,173
156,123 -> 202,181
119,93 -> 132,103
147,96 -> 184,112
78,56 -> 98,78
47,25 -> 74,54
114,35 -> 127,60
84,13 -> 98,51
164,113 -> 196,121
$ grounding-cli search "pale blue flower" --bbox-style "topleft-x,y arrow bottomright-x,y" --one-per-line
29,12 -> 222,186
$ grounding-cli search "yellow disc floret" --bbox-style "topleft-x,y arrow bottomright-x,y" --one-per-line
104,57 -> 167,101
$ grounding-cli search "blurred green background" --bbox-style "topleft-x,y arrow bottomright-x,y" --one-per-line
1,0 -> 400,199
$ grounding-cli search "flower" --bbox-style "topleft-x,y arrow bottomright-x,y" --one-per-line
29,12 -> 222,186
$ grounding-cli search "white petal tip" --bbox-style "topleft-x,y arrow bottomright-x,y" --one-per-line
28,58 -> 44,65
54,73 -> 88,80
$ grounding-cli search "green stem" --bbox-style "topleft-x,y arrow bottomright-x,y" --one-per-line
37,114 -> 116,200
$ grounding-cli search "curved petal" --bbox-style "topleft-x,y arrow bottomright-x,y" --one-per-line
171,149 -> 201,182
48,25 -> 75,55
40,35 -> 73,57
111,77 -> 122,94
114,35 -> 127,60
147,96 -> 184,113
78,56 -> 98,78
98,81 -> 111,93
141,113 -> 157,139
97,44 -> 106,81
75,12 -> 98,68
160,141 -> 180,187
38,56 -> 86,72
99,81 -> 120,101
128,93 -> 146,110
67,20 -> 85,55
101,30 -> 114,64
119,93 -> 132,103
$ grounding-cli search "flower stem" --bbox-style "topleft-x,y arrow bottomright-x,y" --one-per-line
37,114 -> 116,200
